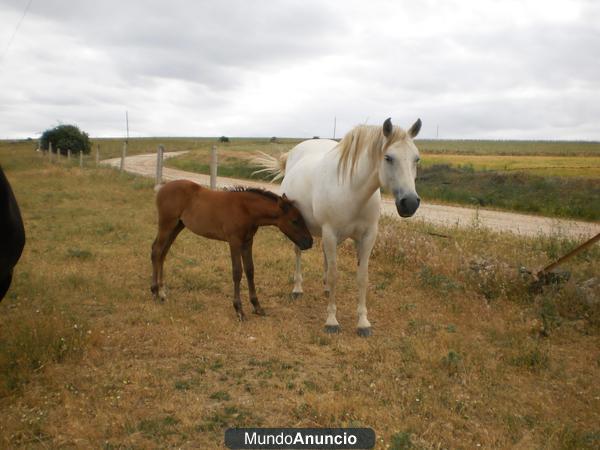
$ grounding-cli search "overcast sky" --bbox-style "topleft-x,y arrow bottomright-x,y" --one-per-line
1,0 -> 599,140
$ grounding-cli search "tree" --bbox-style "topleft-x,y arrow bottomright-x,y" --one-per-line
40,124 -> 91,155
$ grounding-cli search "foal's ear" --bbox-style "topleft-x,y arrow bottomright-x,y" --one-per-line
278,194 -> 291,213
383,117 -> 393,138
408,118 -> 422,138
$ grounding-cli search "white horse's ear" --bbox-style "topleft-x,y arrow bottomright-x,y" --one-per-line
408,118 -> 422,138
383,118 -> 393,138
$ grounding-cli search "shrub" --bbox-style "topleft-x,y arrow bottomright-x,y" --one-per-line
40,124 -> 91,155
389,431 -> 413,449
218,136 -> 230,143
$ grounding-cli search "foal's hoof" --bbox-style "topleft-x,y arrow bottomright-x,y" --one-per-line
324,325 -> 341,334
291,292 -> 303,300
151,286 -> 164,302
356,327 -> 373,337
253,307 -> 266,316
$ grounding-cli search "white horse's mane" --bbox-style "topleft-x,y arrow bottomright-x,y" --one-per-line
337,124 -> 408,180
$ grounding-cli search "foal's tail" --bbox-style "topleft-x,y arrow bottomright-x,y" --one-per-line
251,152 -> 288,181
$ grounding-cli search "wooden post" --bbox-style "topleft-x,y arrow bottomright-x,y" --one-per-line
156,145 -> 164,186
48,142 -> 53,162
538,232 -> 600,277
210,145 -> 218,189
120,141 -> 127,172
79,151 -> 83,168
56,147 -> 61,162
67,149 -> 71,160
95,144 -> 100,165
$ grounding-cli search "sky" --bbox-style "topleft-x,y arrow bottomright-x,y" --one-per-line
0,0 -> 599,140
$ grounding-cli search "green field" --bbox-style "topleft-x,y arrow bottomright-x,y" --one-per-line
1,142 -> 599,448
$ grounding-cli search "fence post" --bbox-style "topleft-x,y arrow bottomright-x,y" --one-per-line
79,151 -> 83,168
120,141 -> 127,172
56,147 -> 61,162
48,142 -> 53,162
210,145 -> 218,189
67,149 -> 71,161
95,144 -> 100,165
156,144 -> 164,186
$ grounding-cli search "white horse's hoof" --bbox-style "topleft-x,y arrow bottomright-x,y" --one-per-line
324,325 -> 341,334
357,327 -> 372,337
291,292 -> 303,300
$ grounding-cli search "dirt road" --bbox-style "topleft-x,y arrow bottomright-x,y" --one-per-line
103,152 -> 599,239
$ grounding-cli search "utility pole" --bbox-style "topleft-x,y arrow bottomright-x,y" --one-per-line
333,116 -> 337,140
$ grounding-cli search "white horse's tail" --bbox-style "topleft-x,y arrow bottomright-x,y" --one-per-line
251,151 -> 288,181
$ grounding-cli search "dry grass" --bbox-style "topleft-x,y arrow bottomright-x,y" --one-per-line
415,139 -> 600,157
0,145 -> 599,449
91,137 -> 303,161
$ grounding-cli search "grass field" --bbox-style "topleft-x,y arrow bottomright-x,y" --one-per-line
157,138 -> 600,221
415,139 -> 600,157
420,154 -> 600,178
1,143 -> 599,448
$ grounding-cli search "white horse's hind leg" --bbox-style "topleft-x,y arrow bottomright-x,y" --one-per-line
322,243 -> 329,295
355,227 -> 377,336
322,226 -> 340,333
292,245 -> 303,299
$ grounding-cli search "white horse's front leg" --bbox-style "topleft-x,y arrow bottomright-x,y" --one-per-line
291,245 -> 303,299
322,227 -> 339,333
355,227 -> 377,337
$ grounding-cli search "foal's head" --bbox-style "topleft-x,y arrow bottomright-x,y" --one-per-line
276,194 -> 313,250
379,118 -> 422,217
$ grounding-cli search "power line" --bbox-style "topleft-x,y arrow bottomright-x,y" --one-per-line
0,0 -> 34,65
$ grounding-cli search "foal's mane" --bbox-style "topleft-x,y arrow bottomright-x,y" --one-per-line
225,186 -> 280,202
337,124 -> 407,180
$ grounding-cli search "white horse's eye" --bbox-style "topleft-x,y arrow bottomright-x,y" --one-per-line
384,154 -> 393,164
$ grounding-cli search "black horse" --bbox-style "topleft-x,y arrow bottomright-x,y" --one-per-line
0,166 -> 25,301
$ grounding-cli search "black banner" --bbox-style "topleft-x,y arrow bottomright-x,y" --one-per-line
225,428 -> 375,449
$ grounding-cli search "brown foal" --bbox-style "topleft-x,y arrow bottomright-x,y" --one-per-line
151,180 -> 313,320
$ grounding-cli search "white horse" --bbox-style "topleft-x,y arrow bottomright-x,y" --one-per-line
255,118 -> 421,336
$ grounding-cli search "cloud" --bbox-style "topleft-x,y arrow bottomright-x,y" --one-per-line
0,0 -> 598,139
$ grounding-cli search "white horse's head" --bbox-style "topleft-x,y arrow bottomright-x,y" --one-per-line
378,118 -> 422,217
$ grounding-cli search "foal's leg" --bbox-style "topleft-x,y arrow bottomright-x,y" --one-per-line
322,226 -> 340,333
291,245 -> 303,299
151,220 -> 184,301
241,238 -> 265,316
354,226 -> 378,337
229,240 -> 246,321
